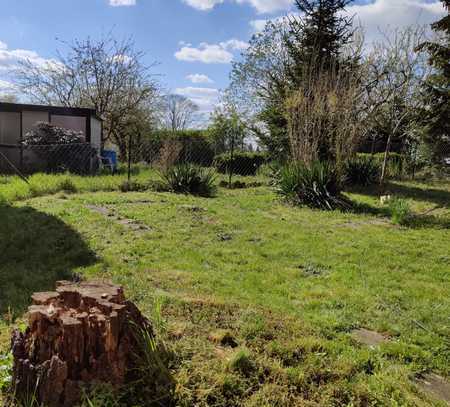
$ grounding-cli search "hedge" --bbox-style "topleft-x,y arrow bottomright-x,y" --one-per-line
138,130 -> 215,167
214,152 -> 267,176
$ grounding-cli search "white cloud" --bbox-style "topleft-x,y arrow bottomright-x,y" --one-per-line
174,86 -> 220,112
249,19 -> 268,31
236,0 -> 292,14
175,43 -> 233,63
109,0 -> 136,6
186,73 -> 214,84
220,39 -> 249,51
182,0 -> 224,11
347,0 -> 447,43
0,41 -> 60,72
183,0 -> 291,13
175,38 -> 247,63
0,79 -> 14,91
249,0 -> 446,43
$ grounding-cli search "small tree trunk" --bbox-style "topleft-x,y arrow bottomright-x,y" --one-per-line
380,132 -> 392,188
228,132 -> 235,188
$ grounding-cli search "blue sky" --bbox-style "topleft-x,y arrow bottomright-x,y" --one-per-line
0,0 -> 446,117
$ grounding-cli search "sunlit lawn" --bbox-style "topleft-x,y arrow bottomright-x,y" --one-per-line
1,175 -> 449,405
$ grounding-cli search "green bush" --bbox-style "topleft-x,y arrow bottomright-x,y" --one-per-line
387,198 -> 412,225
214,152 -> 267,176
344,156 -> 380,186
275,161 -> 351,211
357,153 -> 406,179
161,163 -> 216,197
58,178 -> 78,193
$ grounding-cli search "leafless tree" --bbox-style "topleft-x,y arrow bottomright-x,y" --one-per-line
161,94 -> 199,131
13,34 -> 160,147
363,26 -> 430,185
285,62 -> 364,172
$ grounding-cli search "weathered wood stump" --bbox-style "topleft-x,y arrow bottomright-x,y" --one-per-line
11,280 -> 152,406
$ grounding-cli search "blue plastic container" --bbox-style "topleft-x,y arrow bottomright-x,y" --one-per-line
101,150 -> 118,171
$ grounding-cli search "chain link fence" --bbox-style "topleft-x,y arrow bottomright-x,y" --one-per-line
0,138 -> 448,185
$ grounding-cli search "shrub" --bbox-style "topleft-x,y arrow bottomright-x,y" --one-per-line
214,152 -> 267,176
387,198 -> 412,225
58,178 -> 78,193
275,161 -> 351,210
161,163 -> 216,197
228,349 -> 255,376
344,156 -> 380,186
357,153 -> 406,179
119,180 -> 147,193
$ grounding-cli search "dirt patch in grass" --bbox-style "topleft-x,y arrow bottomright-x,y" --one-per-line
415,373 -> 450,405
351,328 -> 390,347
86,204 -> 151,232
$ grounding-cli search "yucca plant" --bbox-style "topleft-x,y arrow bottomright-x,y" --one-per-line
344,156 -> 380,186
160,163 -> 216,197
276,161 -> 351,210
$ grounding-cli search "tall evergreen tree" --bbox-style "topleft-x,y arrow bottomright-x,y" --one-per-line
416,0 -> 450,164
286,0 -> 355,83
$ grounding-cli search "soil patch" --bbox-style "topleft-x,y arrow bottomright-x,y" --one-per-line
351,328 -> 389,346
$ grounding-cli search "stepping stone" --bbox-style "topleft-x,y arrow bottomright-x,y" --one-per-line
85,204 -> 110,216
416,373 -> 450,405
351,328 -> 389,346
86,205 -> 150,232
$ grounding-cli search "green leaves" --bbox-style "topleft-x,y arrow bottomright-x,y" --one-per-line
276,161 -> 351,210
0,352 -> 12,392
161,164 -> 217,197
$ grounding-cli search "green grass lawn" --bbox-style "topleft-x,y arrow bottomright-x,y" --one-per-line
1,176 -> 449,406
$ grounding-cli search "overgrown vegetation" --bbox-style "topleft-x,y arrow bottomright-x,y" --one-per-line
345,156 -> 380,186
160,164 -> 217,197
387,197 -> 412,226
1,177 -> 449,406
214,152 -> 266,176
276,161 -> 351,210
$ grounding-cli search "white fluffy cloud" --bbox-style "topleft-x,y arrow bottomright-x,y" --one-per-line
183,0 -> 224,11
347,0 -> 446,43
109,0 -> 136,6
174,86 -> 220,112
0,79 -> 14,91
186,73 -> 214,83
250,0 -> 446,44
0,41 -> 59,72
183,0 -> 292,13
175,38 -> 248,63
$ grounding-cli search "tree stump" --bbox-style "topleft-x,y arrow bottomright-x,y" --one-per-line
10,280 -> 152,406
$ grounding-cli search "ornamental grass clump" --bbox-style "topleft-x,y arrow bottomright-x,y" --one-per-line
276,161 -> 351,211
161,163 -> 216,197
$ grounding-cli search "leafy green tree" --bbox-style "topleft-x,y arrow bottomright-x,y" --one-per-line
229,0 -> 358,161
416,0 -> 450,164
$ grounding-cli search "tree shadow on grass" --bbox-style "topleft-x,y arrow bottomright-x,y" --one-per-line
351,200 -> 449,230
347,181 -> 450,209
0,204 -> 97,317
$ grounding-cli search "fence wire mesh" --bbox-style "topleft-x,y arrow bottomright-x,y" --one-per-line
0,138 -> 449,184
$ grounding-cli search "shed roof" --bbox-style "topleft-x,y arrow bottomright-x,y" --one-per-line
0,102 -> 102,121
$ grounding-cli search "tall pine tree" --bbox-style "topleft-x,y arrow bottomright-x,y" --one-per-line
416,0 -> 450,164
286,0 -> 355,84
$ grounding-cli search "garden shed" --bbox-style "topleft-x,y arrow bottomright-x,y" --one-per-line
0,102 -> 102,173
